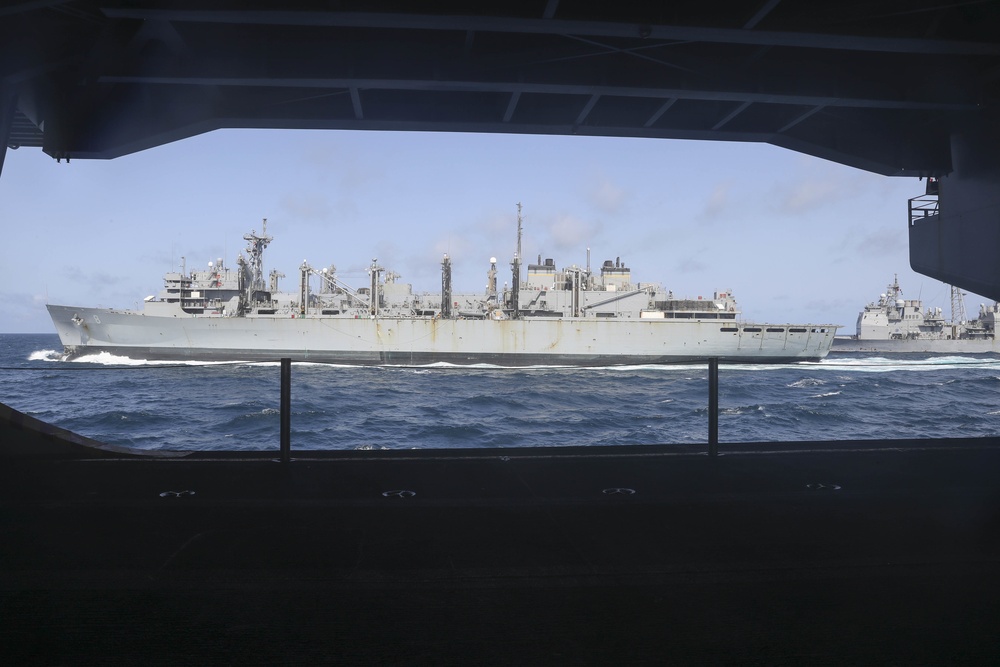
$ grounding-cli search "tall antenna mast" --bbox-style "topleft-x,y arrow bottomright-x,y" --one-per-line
951,284 -> 968,324
516,202 -> 523,263
243,218 -> 273,293
510,203 -> 523,316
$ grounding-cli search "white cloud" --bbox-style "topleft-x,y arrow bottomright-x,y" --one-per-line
545,213 -> 602,252
0,292 -> 51,332
697,183 -> 732,223
677,256 -> 708,274
853,227 -> 907,257
279,191 -> 334,222
767,159 -> 874,216
431,234 -> 474,264
774,178 -> 842,214
587,174 -> 628,214
62,266 -> 129,291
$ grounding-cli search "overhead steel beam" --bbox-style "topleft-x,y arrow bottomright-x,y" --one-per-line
0,1 -> 72,17
712,101 -> 752,130
560,34 -> 697,72
99,8 -> 1000,56
744,0 -> 782,30
349,87 -> 363,120
3,2 -> 994,181
503,91 -> 521,123
575,94 -> 600,125
644,98 -> 677,127
97,76 -> 978,112
777,104 -> 827,133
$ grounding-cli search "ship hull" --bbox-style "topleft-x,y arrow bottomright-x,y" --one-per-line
832,337 -> 1000,354
48,305 -> 836,365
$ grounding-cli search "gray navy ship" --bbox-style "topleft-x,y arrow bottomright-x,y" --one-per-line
832,275 -> 1000,353
47,210 -> 838,365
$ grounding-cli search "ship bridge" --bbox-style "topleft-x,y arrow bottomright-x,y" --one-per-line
3,1 -> 1000,298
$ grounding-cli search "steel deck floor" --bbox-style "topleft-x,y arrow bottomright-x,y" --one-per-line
3,404 -> 999,665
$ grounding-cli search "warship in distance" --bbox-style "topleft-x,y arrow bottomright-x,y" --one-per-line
832,275 -> 1000,353
47,210 -> 839,365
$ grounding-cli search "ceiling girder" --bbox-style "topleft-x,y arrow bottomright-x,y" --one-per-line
98,8 -> 1000,57
1,1 -> 996,178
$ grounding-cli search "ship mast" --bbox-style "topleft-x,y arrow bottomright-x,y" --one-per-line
516,201 -> 523,266
441,254 -> 452,318
368,258 -> 382,317
486,257 -> 498,301
242,218 -> 273,296
950,284 -> 968,324
510,203 -> 522,316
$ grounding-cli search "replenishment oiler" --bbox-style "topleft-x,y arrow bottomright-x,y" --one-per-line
47,209 -> 838,365
832,275 -> 1000,354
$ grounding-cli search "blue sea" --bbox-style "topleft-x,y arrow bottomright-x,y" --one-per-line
2,333 -> 999,452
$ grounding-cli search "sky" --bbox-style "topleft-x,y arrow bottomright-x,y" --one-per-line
0,128 -> 964,334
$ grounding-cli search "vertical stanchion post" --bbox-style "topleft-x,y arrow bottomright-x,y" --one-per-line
280,357 -> 291,463
708,357 -> 719,457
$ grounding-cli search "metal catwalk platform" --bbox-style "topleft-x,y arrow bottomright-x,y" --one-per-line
3,404 -> 999,665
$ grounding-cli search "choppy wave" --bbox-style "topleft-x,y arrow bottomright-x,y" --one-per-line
3,334 -> 1000,451
721,405 -> 766,416
788,378 -> 825,388
815,355 -> 1000,372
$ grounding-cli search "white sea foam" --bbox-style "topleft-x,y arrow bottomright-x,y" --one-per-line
28,349 -> 65,362
811,355 -> 1000,372
788,378 -> 825,388
69,351 -> 138,365
389,356 -> 1000,373
809,391 -> 842,398
67,352 -> 243,367
600,364 -> 705,372
32,345 -> 1000,374
721,405 -> 765,415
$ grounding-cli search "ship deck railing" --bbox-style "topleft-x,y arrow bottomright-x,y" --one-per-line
908,194 -> 939,225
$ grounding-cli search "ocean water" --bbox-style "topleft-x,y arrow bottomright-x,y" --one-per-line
2,333 -> 999,452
